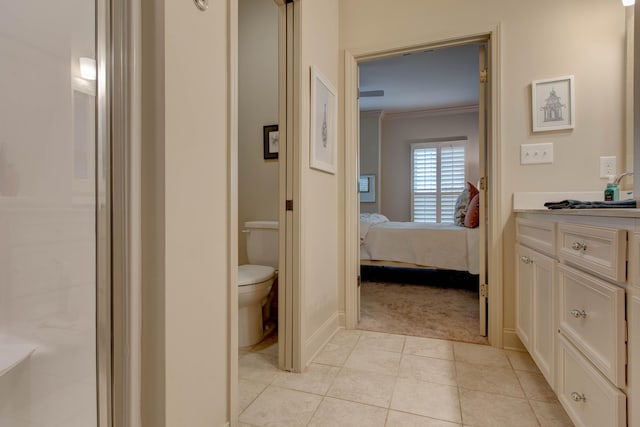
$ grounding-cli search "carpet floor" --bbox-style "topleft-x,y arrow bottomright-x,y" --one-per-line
359,280 -> 489,345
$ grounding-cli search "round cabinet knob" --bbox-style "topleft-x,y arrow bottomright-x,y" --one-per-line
570,309 -> 587,319
520,256 -> 532,264
570,392 -> 587,403
571,241 -> 587,251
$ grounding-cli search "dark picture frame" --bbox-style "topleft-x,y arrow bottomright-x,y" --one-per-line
263,124 -> 279,160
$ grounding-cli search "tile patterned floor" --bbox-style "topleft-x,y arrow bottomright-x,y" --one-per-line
238,329 -> 574,427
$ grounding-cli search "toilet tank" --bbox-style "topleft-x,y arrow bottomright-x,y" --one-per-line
244,221 -> 279,268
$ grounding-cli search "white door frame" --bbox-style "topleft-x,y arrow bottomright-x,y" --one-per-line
343,27 -> 504,348
227,0 -> 240,424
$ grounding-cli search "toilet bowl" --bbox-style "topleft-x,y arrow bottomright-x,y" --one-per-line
238,220 -> 278,347
238,264 -> 276,347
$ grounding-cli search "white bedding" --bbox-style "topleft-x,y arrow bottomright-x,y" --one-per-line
360,221 -> 480,275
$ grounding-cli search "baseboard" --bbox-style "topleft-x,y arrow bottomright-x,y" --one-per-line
503,328 -> 525,351
338,310 -> 346,327
304,311 -> 340,367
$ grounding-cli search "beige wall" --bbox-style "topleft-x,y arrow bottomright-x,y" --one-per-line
380,110 -> 479,221
359,111 -> 382,213
299,0 -> 341,365
238,0 -> 279,264
142,0 -> 230,425
340,0 -> 628,346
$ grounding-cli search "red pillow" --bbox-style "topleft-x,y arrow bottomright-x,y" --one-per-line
464,193 -> 480,228
468,182 -> 479,200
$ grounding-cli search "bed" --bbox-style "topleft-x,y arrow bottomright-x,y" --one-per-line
360,214 -> 480,275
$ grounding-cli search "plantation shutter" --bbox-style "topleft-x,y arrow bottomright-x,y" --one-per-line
411,141 -> 466,223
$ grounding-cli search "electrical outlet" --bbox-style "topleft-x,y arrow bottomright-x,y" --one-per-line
521,143 -> 554,165
600,156 -> 616,178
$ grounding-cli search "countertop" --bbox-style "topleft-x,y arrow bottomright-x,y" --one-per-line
514,208 -> 640,218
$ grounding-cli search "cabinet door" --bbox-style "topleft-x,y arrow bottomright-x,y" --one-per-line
531,251 -> 556,389
516,244 -> 534,352
516,244 -> 556,389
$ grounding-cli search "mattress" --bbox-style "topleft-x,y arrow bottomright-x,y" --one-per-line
360,221 -> 480,275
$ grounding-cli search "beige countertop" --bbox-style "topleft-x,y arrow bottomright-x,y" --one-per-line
514,208 -> 640,218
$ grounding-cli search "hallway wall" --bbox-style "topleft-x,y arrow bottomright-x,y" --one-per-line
298,0 -> 341,365
141,0 -> 231,425
339,0 -> 627,347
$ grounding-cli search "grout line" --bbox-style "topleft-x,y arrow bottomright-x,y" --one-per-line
304,395 -> 325,427
454,357 -> 464,426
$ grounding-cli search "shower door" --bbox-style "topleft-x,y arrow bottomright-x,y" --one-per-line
0,0 -> 111,426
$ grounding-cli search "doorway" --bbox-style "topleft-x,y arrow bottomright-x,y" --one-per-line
357,43 -> 486,344
236,0 -> 282,379
344,33 -> 501,346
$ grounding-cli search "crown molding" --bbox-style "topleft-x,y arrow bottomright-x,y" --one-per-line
381,104 -> 478,120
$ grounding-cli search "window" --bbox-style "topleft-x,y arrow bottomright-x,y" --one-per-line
411,140 -> 466,223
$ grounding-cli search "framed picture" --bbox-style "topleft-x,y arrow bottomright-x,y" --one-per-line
263,124 -> 279,160
531,75 -> 575,132
359,174 -> 376,202
310,66 -> 337,174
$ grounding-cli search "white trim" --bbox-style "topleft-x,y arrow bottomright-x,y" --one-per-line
276,0 -> 290,371
344,50 -> 360,330
382,105 -> 479,120
338,310 -> 346,327
227,0 -> 239,424
303,312 -> 340,367
487,24 -> 503,348
344,27 -> 504,348
502,328 -> 526,351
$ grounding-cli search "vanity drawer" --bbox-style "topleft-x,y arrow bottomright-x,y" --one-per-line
557,223 -> 626,282
557,264 -> 626,387
557,335 -> 626,427
516,217 -> 556,256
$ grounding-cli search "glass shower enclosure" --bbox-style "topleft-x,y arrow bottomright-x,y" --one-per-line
0,0 -> 111,425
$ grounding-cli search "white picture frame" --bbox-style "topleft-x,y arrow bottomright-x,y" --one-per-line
310,66 -> 337,174
531,75 -> 575,132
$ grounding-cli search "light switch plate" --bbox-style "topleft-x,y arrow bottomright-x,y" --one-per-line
521,143 -> 554,165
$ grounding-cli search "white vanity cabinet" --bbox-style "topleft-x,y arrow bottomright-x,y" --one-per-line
515,211 -> 640,427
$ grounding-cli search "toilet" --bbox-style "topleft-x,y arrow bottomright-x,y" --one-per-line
238,220 -> 278,347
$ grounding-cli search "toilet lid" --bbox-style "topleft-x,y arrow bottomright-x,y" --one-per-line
238,265 -> 275,286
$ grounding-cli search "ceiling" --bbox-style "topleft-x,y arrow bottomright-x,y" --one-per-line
358,44 -> 481,113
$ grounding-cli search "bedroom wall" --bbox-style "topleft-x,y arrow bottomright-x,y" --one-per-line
238,0 -> 279,265
339,0 -> 628,348
360,111 -> 382,213
298,0 -> 341,366
380,109 -> 479,222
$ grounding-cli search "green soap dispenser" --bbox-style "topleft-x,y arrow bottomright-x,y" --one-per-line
604,176 -> 619,201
